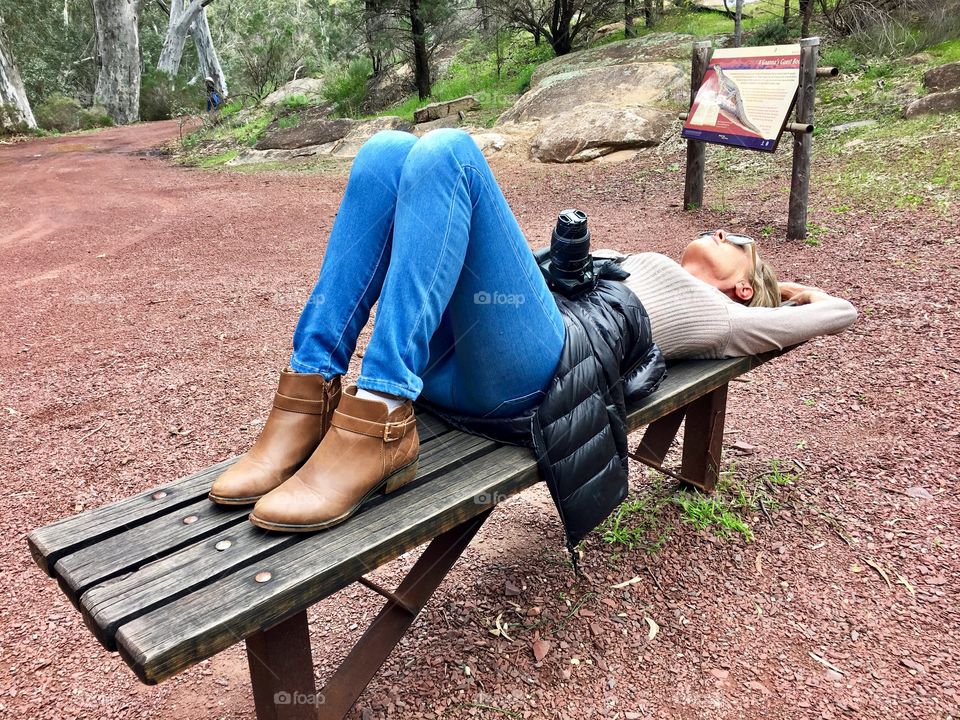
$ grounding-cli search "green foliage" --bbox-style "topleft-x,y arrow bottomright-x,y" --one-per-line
196,149 -> 239,167
281,94 -> 313,110
376,31 -> 551,123
322,58 -> 372,117
140,69 -> 202,121
601,479 -> 672,552
34,93 -> 82,132
78,105 -> 113,130
820,46 -> 861,74
675,491 -> 754,540
746,19 -> 792,47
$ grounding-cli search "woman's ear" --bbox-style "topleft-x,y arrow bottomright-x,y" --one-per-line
734,280 -> 754,303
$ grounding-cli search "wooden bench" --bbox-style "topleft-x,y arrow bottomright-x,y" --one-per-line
27,351 -> 785,720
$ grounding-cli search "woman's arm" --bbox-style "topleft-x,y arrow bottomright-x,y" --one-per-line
724,283 -> 858,357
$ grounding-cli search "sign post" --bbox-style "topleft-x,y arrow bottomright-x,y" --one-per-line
681,38 -> 832,241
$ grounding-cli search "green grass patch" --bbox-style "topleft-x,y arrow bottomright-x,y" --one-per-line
374,31 -> 553,123
928,38 -> 960,63
195,149 -> 239,168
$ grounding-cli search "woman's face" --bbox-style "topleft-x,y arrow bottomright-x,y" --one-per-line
680,230 -> 755,302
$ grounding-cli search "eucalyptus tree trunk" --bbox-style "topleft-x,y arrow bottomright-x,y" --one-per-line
410,0 -> 431,99
93,0 -> 141,124
157,0 -> 211,77
734,0 -> 744,47
190,7 -> 227,95
624,0 -> 635,38
0,21 -> 37,129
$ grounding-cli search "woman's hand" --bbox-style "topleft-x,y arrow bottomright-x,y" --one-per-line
779,281 -> 830,305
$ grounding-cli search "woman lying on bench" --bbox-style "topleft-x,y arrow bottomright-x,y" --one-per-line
208,128 -> 856,534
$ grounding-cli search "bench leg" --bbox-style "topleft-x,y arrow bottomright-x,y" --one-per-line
246,609 -> 319,720
633,406 -> 687,467
680,384 -> 728,492
317,509 -> 492,719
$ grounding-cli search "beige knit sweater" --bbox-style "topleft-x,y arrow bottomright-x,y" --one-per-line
605,252 -> 857,361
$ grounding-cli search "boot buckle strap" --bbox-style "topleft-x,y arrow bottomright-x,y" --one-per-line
331,412 -> 414,441
273,392 -> 329,415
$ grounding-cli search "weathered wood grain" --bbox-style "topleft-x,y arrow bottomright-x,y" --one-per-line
79,431 -> 498,649
115,445 -> 537,684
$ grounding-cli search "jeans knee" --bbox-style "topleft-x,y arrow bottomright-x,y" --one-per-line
352,130 -> 418,178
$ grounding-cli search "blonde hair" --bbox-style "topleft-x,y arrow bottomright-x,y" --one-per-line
747,252 -> 781,308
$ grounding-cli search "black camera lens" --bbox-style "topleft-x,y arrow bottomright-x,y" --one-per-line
551,209 -> 590,280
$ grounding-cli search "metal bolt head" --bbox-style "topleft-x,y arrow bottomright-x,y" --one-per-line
254,571 -> 272,583
215,540 -> 232,551
183,515 -> 199,525
152,491 -> 168,500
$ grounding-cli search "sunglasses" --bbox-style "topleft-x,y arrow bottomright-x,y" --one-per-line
697,230 -> 757,274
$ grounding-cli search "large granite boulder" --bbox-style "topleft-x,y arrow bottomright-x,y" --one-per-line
262,78 -> 327,106
490,35 -> 692,163
923,62 -> 960,92
256,117 -> 357,150
529,103 -> 674,162
499,62 -> 687,124
528,33 -> 694,88
903,88 -> 960,118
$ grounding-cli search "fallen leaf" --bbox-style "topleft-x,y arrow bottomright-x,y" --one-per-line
532,639 -> 551,663
755,552 -> 764,576
865,558 -> 892,589
645,616 -> 659,641
610,576 -> 642,589
809,652 -> 844,675
904,486 -> 934,500
895,573 -> 915,596
850,564 -> 864,573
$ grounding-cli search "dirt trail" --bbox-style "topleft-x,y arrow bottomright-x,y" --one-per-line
1,122 -> 957,720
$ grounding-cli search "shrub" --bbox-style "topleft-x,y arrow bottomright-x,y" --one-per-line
322,58 -> 372,117
140,69 -> 200,121
746,19 -> 792,47
281,93 -> 312,110
35,93 -> 82,132
78,105 -> 113,130
821,46 -> 862,74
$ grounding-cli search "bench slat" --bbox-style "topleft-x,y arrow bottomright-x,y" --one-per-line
27,412 -> 451,578
115,444 -> 535,684
55,429 -> 493,607
76,431 -> 498,647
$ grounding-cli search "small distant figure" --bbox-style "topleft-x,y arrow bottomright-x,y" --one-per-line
205,76 -> 222,123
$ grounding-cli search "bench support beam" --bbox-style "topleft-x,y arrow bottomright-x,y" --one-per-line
317,509 -> 492,719
247,610 -> 318,720
631,384 -> 729,493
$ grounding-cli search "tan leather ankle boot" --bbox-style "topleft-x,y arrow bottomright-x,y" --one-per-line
208,370 -> 342,505
248,386 -> 419,532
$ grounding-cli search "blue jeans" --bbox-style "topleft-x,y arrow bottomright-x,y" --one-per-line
290,128 -> 566,418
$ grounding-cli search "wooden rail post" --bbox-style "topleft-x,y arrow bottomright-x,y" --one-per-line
683,41 -> 713,211
787,36 -> 820,240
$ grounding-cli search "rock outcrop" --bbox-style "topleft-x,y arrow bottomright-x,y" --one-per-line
493,35 -> 692,162
903,62 -> 960,118
413,95 -> 480,123
256,117 -> 357,151
262,78 -> 327,107
923,62 -> 960,92
248,115 -> 413,159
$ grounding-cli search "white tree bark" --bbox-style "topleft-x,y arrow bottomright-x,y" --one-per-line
93,0 -> 141,124
0,20 -> 36,129
190,7 -> 227,96
157,0 -> 210,78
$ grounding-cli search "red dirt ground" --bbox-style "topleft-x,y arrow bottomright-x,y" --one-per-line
1,121 -> 958,720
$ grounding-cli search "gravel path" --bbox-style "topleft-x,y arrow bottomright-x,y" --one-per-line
1,121 -> 957,719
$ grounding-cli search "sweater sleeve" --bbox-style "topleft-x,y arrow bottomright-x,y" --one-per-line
724,297 -> 858,357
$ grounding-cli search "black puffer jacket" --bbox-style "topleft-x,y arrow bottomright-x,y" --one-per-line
423,277 -> 666,553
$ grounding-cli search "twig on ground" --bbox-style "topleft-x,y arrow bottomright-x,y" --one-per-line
79,421 -> 106,443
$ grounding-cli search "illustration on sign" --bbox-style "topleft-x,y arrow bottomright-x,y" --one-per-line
682,44 -> 801,152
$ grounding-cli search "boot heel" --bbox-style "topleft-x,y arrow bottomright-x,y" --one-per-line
385,461 -> 418,494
